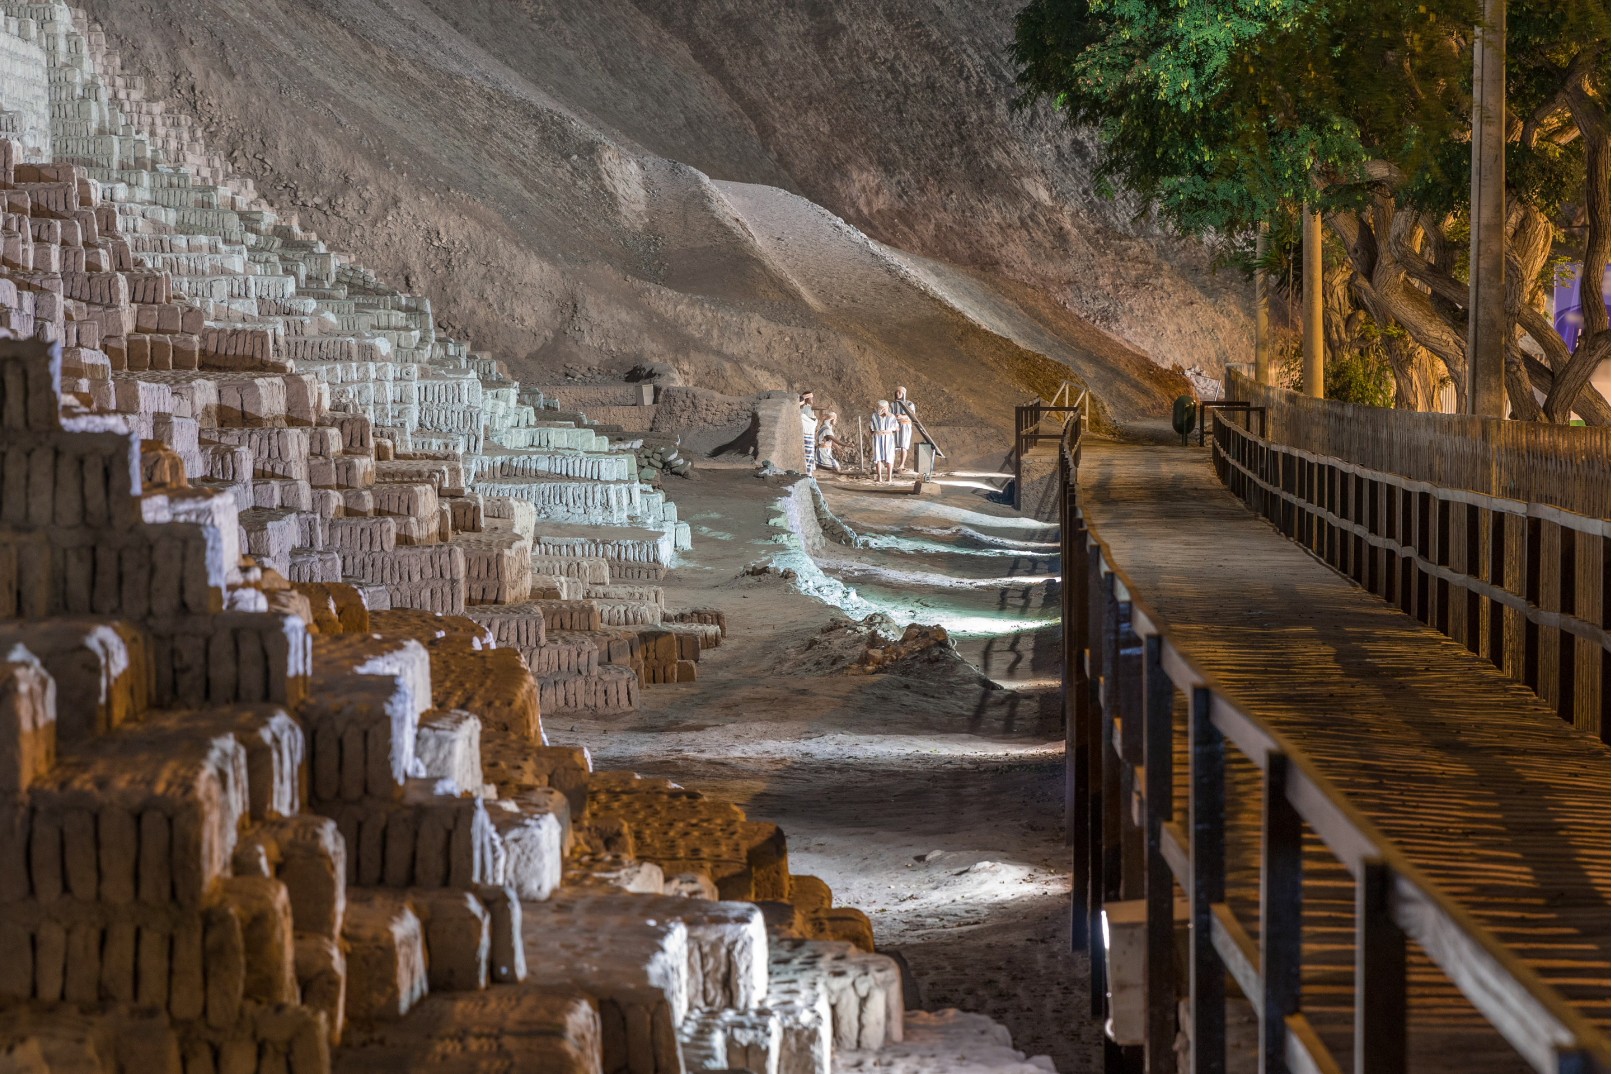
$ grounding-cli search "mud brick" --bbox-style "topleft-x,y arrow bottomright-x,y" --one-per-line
300,672 -> 419,803
0,645 -> 55,792
486,791 -> 564,901
217,875 -> 298,1005
294,933 -> 347,1045
473,883 -> 527,985
425,637 -> 541,741
411,888 -> 491,992
415,708 -> 483,794
342,891 -> 428,1022
237,814 -> 345,938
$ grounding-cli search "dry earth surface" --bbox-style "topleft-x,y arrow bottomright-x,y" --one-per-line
548,463 -> 1101,1074
84,0 -> 1248,437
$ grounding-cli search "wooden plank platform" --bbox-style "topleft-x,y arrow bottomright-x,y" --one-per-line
1079,438 -> 1610,1071
823,475 -> 923,494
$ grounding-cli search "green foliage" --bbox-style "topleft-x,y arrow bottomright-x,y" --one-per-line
1013,0 -> 1608,242
1325,347 -> 1398,408
1274,315 -> 1419,408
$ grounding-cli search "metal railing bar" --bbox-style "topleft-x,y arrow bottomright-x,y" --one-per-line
1128,602 -> 1162,640
1207,692 -> 1278,771
1282,763 -> 1382,878
1160,637 -> 1207,690
1357,857 -> 1409,1074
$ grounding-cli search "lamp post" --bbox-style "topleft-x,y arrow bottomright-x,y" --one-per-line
1302,205 -> 1325,399
1255,222 -> 1272,386
1466,0 -> 1507,417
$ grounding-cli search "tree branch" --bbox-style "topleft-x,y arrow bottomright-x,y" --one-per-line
1544,330 -> 1611,425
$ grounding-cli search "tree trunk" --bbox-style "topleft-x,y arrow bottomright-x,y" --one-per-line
1516,304 -> 1612,424
1504,203 -> 1556,419
1544,78 -> 1611,424
1390,333 -> 1445,410
1371,202 -> 1470,404
1504,339 -> 1545,420
1328,199 -> 1471,409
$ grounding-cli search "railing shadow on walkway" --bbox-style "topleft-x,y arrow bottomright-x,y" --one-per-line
968,550 -> 1064,737
1052,400 -> 1611,1074
1209,408 -> 1609,742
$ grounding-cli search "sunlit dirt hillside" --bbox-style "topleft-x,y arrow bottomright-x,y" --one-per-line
87,0 -> 1252,451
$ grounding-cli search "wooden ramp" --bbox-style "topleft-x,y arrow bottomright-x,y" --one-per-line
1078,437 -> 1610,1072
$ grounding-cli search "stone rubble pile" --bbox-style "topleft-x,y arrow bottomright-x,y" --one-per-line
0,5 -> 1054,1073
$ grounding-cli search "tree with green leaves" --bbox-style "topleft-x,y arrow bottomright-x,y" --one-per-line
1014,0 -> 1609,423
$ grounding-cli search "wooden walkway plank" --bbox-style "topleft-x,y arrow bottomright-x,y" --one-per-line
1079,438 -> 1610,1073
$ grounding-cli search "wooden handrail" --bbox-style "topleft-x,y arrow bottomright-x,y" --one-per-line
1225,369 -> 1610,519
1057,413 -> 1610,1074
1209,410 -> 1610,738
1013,382 -> 1087,512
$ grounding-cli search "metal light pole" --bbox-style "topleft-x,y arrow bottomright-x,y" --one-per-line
1466,0 -> 1507,417
1255,222 -> 1272,386
1302,205 -> 1325,399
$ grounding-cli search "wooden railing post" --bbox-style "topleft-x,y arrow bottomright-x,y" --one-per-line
1062,450 -> 1074,836
1143,634 -> 1177,1071
1355,857 -> 1407,1074
1189,687 -> 1225,1074
1260,752 -> 1303,1074
1091,568 -> 1118,1018
1101,580 -> 1135,904
1117,607 -> 1145,902
1013,404 -> 1028,511
1067,471 -> 1093,951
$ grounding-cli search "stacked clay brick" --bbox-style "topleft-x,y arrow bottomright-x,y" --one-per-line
0,0 -> 726,720
0,337 -> 922,1070
0,5 -> 1055,1074
0,337 -> 905,1074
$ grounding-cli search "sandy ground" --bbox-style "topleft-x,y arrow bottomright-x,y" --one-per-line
547,462 -> 1102,1073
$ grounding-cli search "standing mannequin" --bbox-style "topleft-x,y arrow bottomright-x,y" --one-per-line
817,411 -> 842,472
799,391 -> 817,476
869,399 -> 898,483
892,386 -> 917,473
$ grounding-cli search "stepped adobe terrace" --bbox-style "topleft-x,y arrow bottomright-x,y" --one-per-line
0,4 -> 1063,1073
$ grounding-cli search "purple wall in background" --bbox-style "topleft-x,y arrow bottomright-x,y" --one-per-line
1553,263 -> 1612,351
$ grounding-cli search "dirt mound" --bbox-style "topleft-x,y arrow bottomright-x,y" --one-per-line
82,0 -> 1247,438
783,614 -> 998,689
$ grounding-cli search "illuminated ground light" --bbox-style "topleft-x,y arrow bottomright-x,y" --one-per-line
777,548 -> 1057,637
906,525 -> 1061,550
825,560 -> 1060,591
835,495 -> 1059,533
854,532 -> 1060,559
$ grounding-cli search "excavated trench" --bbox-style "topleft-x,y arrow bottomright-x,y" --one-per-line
557,466 -> 1098,1072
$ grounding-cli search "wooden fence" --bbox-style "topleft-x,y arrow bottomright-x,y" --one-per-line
1226,371 -> 1611,520
1013,381 -> 1086,512
1211,412 -> 1611,740
1057,415 -> 1610,1074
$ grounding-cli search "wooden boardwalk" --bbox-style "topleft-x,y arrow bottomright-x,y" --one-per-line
1078,437 -> 1610,1072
